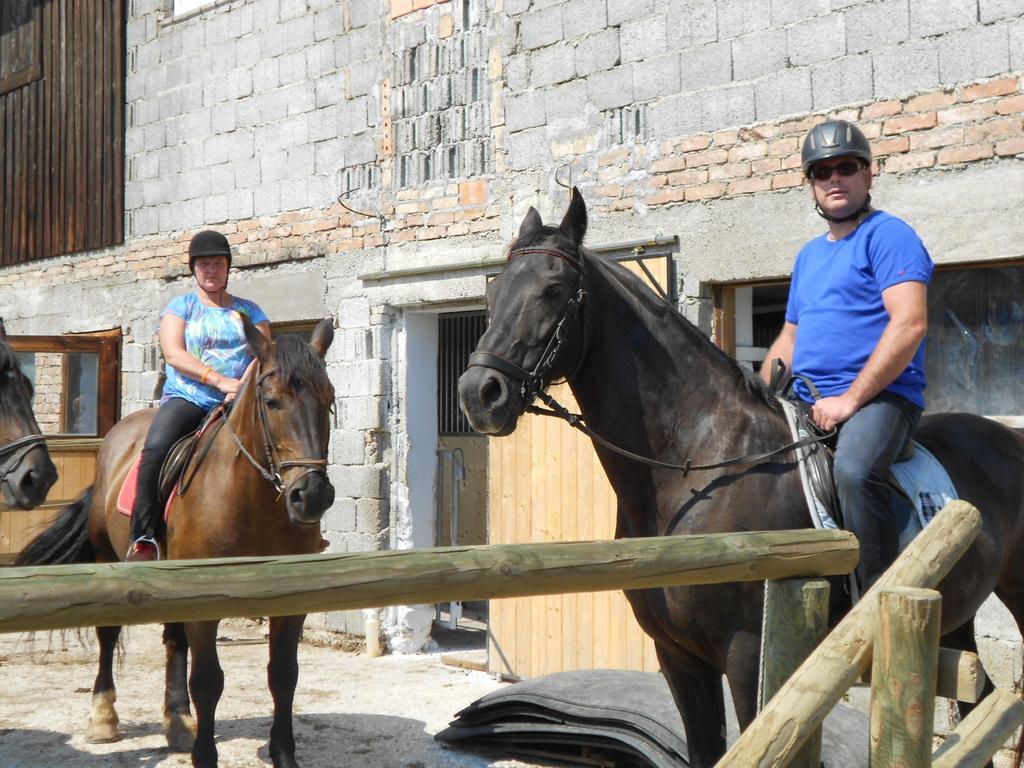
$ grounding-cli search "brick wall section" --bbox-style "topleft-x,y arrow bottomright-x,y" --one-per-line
588,75 -> 1024,214
0,179 -> 499,288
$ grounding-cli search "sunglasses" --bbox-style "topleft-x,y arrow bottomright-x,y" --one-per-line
807,159 -> 866,181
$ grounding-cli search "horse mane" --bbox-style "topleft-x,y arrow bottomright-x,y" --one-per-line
0,338 -> 19,374
272,334 -> 333,403
583,247 -> 779,411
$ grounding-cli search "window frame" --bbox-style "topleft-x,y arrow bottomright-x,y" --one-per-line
8,329 -> 122,438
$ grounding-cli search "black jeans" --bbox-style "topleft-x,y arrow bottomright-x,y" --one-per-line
130,397 -> 207,541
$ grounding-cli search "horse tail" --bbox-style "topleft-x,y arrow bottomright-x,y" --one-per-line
14,486 -> 96,566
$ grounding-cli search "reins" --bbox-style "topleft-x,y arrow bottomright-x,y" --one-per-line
470,246 -> 835,477
224,364 -> 328,495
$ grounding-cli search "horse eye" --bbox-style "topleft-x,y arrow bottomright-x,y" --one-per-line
544,284 -> 563,298
265,397 -> 283,410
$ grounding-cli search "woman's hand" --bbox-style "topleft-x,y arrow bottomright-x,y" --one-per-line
215,374 -> 242,402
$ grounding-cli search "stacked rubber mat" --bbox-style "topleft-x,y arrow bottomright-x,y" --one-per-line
436,669 -> 868,767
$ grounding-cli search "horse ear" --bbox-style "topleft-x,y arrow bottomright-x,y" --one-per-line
310,318 -> 334,359
519,206 -> 543,239
241,313 -> 272,363
559,187 -> 587,245
0,318 -> 6,341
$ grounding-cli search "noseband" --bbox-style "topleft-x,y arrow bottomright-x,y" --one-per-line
228,365 -> 329,496
467,247 -> 588,406
0,433 -> 47,486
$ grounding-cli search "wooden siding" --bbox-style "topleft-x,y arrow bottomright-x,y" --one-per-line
487,256 -> 671,680
0,0 -> 125,265
0,438 -> 98,562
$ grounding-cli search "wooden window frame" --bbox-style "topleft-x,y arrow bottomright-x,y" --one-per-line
0,0 -> 42,96
9,329 -> 122,437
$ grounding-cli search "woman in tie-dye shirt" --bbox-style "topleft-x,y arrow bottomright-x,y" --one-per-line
126,230 -> 270,562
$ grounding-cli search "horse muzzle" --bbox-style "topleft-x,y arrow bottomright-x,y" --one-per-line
457,367 -> 523,436
285,470 -> 335,525
1,446 -> 58,510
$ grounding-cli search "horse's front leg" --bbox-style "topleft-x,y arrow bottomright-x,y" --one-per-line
85,625 -> 122,743
186,619 -> 224,768
656,644 -> 727,768
163,622 -> 197,751
267,614 -> 307,768
724,628 -> 762,731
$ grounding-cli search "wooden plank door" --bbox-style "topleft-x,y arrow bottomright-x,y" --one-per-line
487,255 -> 672,679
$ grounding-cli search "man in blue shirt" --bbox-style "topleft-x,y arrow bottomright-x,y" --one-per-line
761,119 -> 934,593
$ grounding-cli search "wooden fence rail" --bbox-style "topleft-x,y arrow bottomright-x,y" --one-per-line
0,529 -> 857,633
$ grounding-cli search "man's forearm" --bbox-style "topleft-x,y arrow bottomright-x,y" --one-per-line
845,318 -> 926,407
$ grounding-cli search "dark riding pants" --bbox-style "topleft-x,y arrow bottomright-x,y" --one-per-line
833,391 -> 922,593
130,397 -> 207,541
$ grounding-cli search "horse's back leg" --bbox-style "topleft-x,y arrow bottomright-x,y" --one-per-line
85,625 -> 122,743
267,614 -> 306,768
186,619 -> 224,768
656,644 -> 726,768
163,622 -> 196,751
941,619 -> 996,768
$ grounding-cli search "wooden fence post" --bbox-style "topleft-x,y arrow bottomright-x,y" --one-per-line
869,587 -> 941,768
760,577 -> 830,768
716,500 -> 981,768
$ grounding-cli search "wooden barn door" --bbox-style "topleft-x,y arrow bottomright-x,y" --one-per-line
487,249 -> 676,679
0,330 -> 120,562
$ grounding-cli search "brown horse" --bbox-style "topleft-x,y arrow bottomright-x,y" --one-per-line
458,189 -> 1024,767
17,317 -> 336,768
0,321 -> 57,509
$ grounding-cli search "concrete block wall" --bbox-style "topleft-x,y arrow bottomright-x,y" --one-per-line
1,0 -> 1023,664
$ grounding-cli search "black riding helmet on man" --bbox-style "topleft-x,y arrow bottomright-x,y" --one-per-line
762,118 -> 934,594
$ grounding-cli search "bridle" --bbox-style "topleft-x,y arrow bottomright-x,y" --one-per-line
0,368 -> 48,487
0,432 -> 47,486
468,246 -> 834,476
226,364 -> 330,496
467,247 -> 589,407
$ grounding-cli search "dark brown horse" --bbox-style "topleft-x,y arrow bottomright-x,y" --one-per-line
0,321 -> 57,509
458,189 -> 1024,767
17,317 -> 336,768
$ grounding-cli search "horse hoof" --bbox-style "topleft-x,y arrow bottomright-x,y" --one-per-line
85,721 -> 121,744
164,712 -> 197,751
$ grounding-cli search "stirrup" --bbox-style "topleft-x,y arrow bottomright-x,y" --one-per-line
125,536 -> 162,562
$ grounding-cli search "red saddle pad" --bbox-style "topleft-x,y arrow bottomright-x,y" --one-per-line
116,453 -> 176,522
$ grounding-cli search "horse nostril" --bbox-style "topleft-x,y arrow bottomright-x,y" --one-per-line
479,373 -> 507,408
288,486 -> 304,510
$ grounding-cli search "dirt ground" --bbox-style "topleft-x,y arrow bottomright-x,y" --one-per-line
0,619 -> 557,768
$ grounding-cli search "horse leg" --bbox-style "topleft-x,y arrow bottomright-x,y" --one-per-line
267,614 -> 306,768
656,644 -> 726,768
85,625 -> 122,743
941,619 -> 995,768
163,622 -> 197,751
724,629 -> 762,730
186,620 -> 224,768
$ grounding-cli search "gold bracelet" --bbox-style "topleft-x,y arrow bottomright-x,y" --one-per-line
200,366 -> 213,385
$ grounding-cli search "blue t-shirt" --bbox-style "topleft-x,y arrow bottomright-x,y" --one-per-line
785,211 -> 933,408
160,292 -> 269,410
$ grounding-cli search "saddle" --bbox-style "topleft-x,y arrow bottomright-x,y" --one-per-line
116,406 -> 227,518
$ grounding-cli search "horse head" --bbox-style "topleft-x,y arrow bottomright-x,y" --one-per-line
459,188 -> 590,435
241,316 -> 336,526
0,323 -> 58,509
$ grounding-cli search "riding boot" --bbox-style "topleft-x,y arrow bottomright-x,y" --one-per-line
127,446 -> 164,562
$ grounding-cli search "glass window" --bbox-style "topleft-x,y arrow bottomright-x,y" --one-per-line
173,0 -> 209,16
720,263 -> 1024,418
